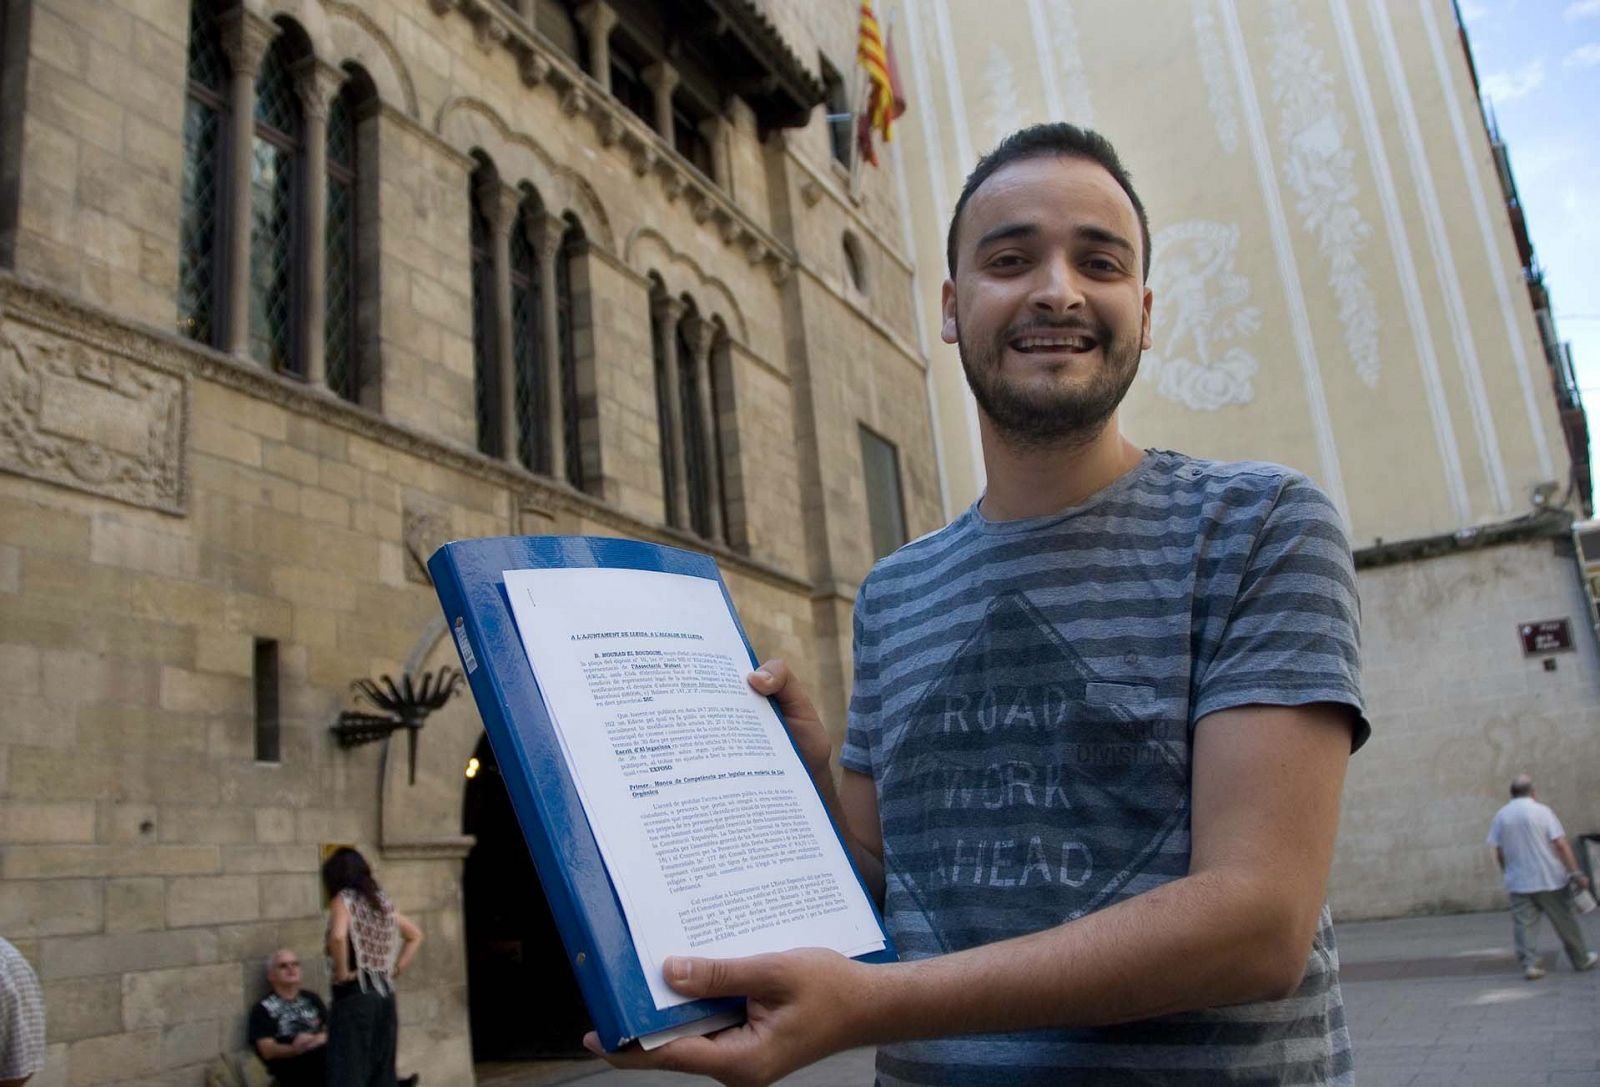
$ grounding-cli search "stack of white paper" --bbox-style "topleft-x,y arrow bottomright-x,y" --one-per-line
503,566 -> 884,1024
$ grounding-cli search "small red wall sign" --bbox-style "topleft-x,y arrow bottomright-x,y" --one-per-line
1519,619 -> 1574,656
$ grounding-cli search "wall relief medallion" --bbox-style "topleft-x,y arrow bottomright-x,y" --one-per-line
1141,221 -> 1261,412
403,505 -> 453,585
0,317 -> 186,513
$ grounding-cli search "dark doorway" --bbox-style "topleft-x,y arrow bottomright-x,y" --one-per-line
462,734 -> 592,1058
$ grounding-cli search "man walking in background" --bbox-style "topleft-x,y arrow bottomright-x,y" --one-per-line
1487,773 -> 1597,979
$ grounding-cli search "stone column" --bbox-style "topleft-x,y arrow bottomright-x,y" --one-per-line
219,10 -> 275,359
683,315 -> 724,544
575,1 -> 617,91
643,60 -> 678,141
294,60 -> 344,389
481,180 -> 521,465
703,113 -> 730,190
535,213 -> 567,484
653,295 -> 690,530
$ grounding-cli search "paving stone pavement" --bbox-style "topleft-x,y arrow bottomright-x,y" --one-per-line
483,909 -> 1600,1086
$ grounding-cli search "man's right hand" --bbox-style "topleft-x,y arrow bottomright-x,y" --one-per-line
748,660 -> 832,786
584,948 -> 877,1087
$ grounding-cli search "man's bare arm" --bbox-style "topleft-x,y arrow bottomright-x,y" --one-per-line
835,701 -> 1352,1037
838,769 -> 883,902
1552,836 -> 1591,888
592,701 -> 1354,1086
748,662 -> 884,901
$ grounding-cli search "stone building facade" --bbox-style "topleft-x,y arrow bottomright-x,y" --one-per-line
0,0 -> 939,1082
888,0 -> 1598,920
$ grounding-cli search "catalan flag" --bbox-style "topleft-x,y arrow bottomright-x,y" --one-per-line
856,1 -> 906,166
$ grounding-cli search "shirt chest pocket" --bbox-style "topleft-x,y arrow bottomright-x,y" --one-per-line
1081,681 -> 1185,751
1084,681 -> 1159,712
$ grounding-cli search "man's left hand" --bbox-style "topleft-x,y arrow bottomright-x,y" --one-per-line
582,949 -> 871,1087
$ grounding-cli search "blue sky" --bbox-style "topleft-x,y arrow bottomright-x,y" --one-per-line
1459,0 -> 1600,496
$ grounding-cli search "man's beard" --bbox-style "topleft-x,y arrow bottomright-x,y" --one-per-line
958,318 -> 1140,449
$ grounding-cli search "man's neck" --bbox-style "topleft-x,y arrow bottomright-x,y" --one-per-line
270,984 -> 299,1001
977,413 -> 1145,521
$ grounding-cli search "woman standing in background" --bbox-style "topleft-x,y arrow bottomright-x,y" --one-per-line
321,847 -> 424,1087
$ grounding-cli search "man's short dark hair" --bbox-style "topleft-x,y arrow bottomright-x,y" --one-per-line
1510,773 -> 1534,798
945,123 -> 1151,281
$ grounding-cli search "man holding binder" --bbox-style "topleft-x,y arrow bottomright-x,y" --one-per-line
591,123 -> 1366,1086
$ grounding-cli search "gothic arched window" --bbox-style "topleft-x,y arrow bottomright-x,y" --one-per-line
325,70 -> 373,402
648,279 -> 680,525
248,31 -> 306,373
469,159 -> 498,456
178,1 -> 229,345
556,217 -> 588,491
676,305 -> 710,538
510,199 -> 545,473
708,321 -> 739,548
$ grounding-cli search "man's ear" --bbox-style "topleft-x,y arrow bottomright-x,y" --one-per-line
1140,285 -> 1153,351
940,279 -> 959,345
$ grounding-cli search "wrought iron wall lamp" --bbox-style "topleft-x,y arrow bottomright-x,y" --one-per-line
330,667 -> 463,784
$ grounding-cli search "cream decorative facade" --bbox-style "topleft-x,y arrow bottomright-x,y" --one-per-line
887,0 -> 1596,922
0,0 -> 940,1082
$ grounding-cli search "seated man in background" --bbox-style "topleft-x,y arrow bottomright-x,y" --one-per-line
248,949 -> 327,1087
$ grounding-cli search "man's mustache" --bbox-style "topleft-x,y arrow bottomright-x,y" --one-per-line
995,318 -> 1108,342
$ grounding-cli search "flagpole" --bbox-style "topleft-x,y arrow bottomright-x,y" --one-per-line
849,57 -> 869,197
857,4 -> 897,196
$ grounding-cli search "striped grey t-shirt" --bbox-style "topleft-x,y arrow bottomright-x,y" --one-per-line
841,451 -> 1367,1086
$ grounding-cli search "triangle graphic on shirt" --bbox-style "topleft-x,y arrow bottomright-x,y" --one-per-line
876,589 -> 1187,953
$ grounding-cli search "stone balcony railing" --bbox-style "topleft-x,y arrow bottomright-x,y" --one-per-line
430,0 -> 799,285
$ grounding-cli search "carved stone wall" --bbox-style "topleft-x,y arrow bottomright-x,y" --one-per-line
0,305 -> 186,513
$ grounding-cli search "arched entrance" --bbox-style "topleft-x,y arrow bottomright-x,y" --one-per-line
461,734 -> 592,1058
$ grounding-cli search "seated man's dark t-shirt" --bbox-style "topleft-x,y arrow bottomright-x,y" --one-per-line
247,990 -> 328,1087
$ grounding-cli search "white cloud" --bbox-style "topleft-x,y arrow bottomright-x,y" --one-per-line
1480,59 -> 1546,102
1565,41 -> 1600,67
1459,0 -> 1490,21
1566,0 -> 1600,19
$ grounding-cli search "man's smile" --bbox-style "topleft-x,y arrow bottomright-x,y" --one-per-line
1008,332 -> 1098,354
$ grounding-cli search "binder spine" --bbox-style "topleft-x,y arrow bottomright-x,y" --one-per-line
430,548 -> 632,1048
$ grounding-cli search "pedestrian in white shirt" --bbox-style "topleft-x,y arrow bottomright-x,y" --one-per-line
1486,773 -> 1597,980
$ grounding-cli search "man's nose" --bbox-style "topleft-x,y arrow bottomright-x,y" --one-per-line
1028,255 -> 1086,314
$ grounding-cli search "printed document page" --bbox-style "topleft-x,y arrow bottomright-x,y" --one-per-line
503,566 -> 884,1012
